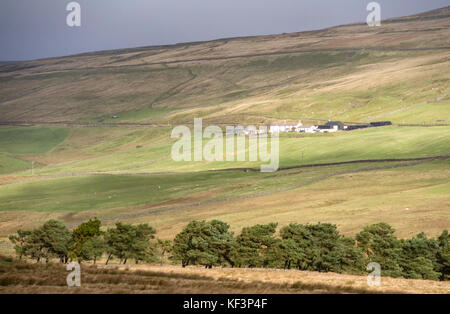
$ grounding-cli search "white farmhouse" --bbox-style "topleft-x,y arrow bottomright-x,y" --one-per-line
296,125 -> 318,133
317,125 -> 339,133
270,121 -> 301,134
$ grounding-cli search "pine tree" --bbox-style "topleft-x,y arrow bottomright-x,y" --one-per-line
356,223 -> 403,277
231,223 -> 278,268
436,230 -> 450,280
399,233 -> 440,280
9,229 -> 32,260
81,236 -> 106,264
104,223 -> 156,265
69,218 -> 102,263
280,223 -> 365,274
172,220 -> 234,268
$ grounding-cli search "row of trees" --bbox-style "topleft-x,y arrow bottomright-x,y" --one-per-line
9,219 -> 158,265
9,219 -> 449,281
172,221 -> 449,281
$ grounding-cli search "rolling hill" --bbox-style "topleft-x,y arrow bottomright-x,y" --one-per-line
0,7 -> 449,125
0,7 -> 449,247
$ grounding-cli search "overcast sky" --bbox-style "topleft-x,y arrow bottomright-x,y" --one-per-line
0,0 -> 448,61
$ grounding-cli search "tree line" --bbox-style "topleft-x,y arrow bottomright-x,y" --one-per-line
9,219 -> 449,281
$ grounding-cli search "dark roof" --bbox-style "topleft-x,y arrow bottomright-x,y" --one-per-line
319,121 -> 344,130
370,121 -> 392,126
346,124 -> 370,130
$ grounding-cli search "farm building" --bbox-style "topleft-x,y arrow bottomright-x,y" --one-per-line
315,121 -> 344,133
370,121 -> 392,127
318,121 -> 345,130
345,121 -> 392,131
269,122 -> 302,134
346,124 -> 371,131
296,125 -> 318,133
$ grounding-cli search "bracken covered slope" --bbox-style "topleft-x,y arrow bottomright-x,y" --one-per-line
0,7 -> 449,124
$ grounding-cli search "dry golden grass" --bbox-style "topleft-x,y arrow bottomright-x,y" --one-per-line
116,265 -> 450,294
0,258 -> 448,294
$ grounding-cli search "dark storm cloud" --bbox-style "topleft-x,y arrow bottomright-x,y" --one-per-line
0,0 -> 448,61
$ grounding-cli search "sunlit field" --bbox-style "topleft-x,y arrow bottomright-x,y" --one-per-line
0,6 -> 449,294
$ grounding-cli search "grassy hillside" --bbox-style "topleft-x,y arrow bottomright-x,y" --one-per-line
0,125 -> 448,176
0,154 -> 31,175
0,8 -> 449,125
0,8 -> 449,251
0,158 -> 448,240
0,127 -> 69,154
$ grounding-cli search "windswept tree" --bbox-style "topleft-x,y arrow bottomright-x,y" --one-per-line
172,220 -> 234,268
69,218 -> 103,263
356,223 -> 403,277
436,230 -> 450,280
304,223 -> 365,273
278,224 -> 312,270
12,220 -> 72,263
11,226 -> 46,262
265,238 -> 300,270
81,236 -> 106,264
231,223 -> 278,268
9,229 -> 32,260
399,232 -> 440,280
40,220 -> 72,263
279,223 -> 365,273
104,223 -> 156,265
334,236 -> 366,274
129,224 -> 157,264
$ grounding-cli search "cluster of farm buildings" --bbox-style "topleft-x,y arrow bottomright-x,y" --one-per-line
227,121 -> 392,135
